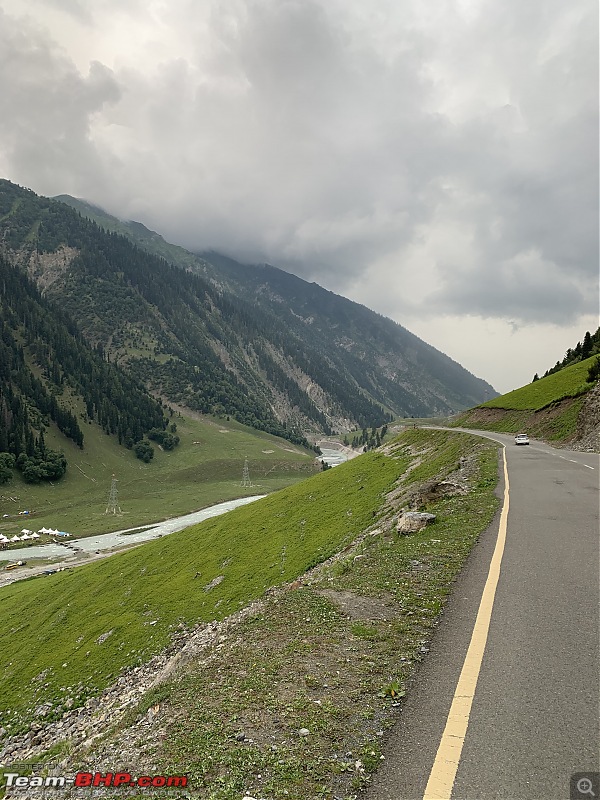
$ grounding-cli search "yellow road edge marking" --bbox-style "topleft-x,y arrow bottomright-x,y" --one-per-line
423,446 -> 510,800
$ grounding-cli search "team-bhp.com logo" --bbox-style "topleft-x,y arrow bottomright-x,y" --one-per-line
3,771 -> 188,789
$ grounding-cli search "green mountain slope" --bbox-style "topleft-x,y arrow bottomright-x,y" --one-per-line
453,355 -> 599,443
201,251 -> 495,415
0,449 -> 403,720
2,181 -> 322,444
538,326 -> 600,379
52,188 -> 497,424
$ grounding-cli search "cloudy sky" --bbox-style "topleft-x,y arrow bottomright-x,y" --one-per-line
0,0 -> 597,393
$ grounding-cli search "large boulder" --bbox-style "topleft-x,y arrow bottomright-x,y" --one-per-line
396,511 -> 436,535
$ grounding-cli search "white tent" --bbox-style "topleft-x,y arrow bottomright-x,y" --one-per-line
0,535 -> 8,543
20,533 -> 30,540
30,532 -> 40,539
38,527 -> 52,534
21,529 -> 32,535
10,535 -> 21,542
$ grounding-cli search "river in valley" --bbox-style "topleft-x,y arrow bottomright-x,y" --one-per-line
2,495 -> 265,563
318,445 -> 353,467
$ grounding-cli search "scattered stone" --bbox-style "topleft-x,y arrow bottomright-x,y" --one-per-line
96,630 -> 114,645
204,575 -> 224,592
298,728 -> 310,737
0,598 -> 269,767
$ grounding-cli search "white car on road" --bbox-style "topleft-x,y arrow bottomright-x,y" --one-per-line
515,433 -> 530,445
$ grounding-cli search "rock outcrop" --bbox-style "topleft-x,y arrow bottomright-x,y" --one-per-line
572,382 -> 600,452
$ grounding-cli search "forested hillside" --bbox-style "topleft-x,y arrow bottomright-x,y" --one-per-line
56,191 -> 497,423
200,252 -> 495,414
1,180 -> 496,443
0,254 -> 167,483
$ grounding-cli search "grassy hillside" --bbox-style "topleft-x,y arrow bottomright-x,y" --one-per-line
0,428 -> 503,800
0,411 -> 316,547
453,355 -> 598,442
0,447 -> 406,724
481,357 -> 595,411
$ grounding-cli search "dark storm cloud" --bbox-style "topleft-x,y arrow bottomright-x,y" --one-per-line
0,0 -> 597,339
113,1 -> 454,280
0,8 -> 121,194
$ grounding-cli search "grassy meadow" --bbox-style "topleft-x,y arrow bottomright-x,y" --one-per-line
0,412 -> 317,545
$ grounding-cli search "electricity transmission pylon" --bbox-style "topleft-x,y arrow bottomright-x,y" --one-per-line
105,474 -> 121,514
241,458 -> 253,488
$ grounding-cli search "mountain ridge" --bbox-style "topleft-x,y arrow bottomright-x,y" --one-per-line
56,191 -> 498,413
55,192 -> 496,413
1,180 -> 496,445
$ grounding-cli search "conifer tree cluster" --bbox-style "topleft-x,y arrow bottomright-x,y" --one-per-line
539,328 -> 600,380
0,254 -> 170,482
345,425 -> 388,452
1,181 -> 389,445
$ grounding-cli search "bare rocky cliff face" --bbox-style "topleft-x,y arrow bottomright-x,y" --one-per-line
572,382 -> 600,452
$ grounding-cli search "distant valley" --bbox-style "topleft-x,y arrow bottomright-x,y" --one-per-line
0,178 -> 495,489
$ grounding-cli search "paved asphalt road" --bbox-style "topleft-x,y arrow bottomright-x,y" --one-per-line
365,430 -> 599,800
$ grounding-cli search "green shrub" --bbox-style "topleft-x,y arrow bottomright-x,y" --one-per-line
587,356 -> 600,383
133,440 -> 154,462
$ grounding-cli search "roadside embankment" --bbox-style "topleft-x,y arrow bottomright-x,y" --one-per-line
452,357 -> 599,452
454,384 -> 599,452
